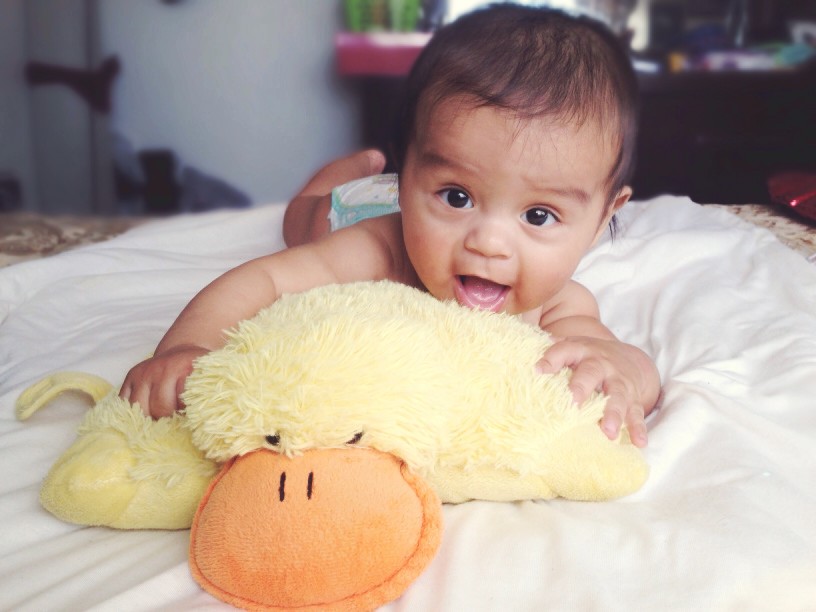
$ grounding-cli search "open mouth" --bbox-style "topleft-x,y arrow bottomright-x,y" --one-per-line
454,275 -> 509,312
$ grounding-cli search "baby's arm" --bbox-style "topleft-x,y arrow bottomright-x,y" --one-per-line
537,282 -> 660,448
123,149 -> 391,418
121,255 -> 286,417
121,217 -> 398,418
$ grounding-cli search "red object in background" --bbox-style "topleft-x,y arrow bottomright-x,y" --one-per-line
335,32 -> 431,77
768,172 -> 816,223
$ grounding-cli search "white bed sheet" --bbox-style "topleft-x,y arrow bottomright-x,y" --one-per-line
1,196 -> 815,611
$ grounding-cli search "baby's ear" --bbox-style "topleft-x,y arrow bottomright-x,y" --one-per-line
594,185 -> 632,244
610,185 -> 632,214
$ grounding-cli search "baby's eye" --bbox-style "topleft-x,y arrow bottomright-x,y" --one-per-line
523,207 -> 558,227
438,188 -> 473,209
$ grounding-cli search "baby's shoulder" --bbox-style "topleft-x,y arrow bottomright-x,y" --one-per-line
318,213 -> 411,283
361,213 -> 416,283
537,280 -> 600,327
345,211 -> 404,252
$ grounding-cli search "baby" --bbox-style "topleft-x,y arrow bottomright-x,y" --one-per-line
121,4 -> 660,447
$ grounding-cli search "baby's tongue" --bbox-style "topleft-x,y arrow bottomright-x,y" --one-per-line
460,276 -> 506,310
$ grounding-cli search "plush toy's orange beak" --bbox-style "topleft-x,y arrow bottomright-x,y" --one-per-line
189,448 -> 442,611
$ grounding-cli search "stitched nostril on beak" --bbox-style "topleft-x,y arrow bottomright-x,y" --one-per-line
278,470 -> 315,502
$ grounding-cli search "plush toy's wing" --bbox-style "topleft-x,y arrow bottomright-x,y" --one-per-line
17,374 -> 218,530
430,424 -> 648,503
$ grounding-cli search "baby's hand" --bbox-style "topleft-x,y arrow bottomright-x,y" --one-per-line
537,336 -> 660,448
119,345 -> 209,419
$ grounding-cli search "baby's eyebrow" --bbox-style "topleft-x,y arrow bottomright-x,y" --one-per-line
418,150 -> 465,172
419,148 -> 592,205
540,185 -> 591,206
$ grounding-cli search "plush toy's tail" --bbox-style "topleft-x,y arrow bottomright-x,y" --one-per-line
16,372 -> 219,530
15,371 -> 113,421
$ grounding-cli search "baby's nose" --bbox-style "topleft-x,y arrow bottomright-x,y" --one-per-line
464,218 -> 513,259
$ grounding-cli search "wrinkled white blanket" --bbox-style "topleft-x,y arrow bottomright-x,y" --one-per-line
1,196 -> 815,611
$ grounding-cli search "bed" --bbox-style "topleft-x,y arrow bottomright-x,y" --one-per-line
1,196 -> 815,610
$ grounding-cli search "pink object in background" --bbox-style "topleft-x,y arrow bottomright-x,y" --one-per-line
335,32 -> 430,77
768,172 -> 816,223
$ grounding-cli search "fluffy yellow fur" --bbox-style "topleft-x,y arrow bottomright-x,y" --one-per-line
20,383 -> 218,530
183,281 -> 647,502
42,393 -> 217,529
19,280 -> 647,531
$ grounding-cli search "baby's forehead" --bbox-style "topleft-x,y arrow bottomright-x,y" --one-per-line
418,93 -> 618,146
416,97 -> 619,178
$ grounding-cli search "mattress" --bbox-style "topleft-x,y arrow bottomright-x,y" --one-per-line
1,196 -> 815,611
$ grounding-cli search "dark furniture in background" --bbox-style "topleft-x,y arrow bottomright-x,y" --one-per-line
634,65 -> 816,203
337,35 -> 816,205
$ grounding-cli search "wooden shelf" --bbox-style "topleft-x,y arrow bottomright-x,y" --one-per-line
335,36 -> 816,203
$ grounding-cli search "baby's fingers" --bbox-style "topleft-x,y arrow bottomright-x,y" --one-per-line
601,391 -> 648,448
149,379 -> 183,419
535,336 -> 570,374
565,357 -> 607,406
599,383 -> 627,440
623,403 -> 648,448
538,342 -> 606,405
120,372 -> 182,419
122,380 -> 152,417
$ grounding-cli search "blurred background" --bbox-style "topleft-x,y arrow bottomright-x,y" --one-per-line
1,0 -> 815,216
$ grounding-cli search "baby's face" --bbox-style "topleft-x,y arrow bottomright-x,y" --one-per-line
399,95 -> 628,318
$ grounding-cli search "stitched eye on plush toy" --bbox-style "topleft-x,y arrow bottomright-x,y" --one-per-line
347,432 -> 363,445
265,434 -> 280,446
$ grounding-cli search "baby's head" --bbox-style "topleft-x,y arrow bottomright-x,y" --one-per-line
393,3 -> 638,203
391,4 -> 639,317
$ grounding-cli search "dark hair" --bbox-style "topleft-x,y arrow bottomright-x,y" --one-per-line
391,3 -> 639,203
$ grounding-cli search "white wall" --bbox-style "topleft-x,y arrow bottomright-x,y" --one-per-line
99,0 -> 361,205
0,0 -> 37,211
26,0 -> 98,214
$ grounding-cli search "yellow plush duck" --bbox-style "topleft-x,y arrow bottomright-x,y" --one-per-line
17,280 -> 648,611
